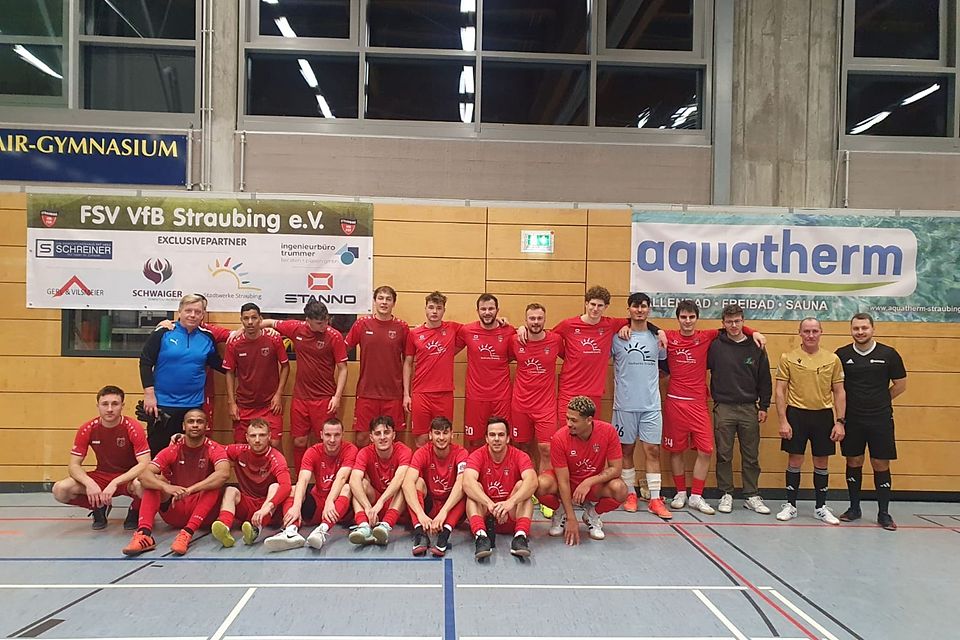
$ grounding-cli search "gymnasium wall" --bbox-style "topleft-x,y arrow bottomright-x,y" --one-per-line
1,192 -> 957,493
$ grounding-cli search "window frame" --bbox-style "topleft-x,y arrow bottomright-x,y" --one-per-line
0,0 -> 70,107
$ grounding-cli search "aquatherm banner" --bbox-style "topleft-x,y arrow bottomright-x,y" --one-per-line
630,210 -> 960,322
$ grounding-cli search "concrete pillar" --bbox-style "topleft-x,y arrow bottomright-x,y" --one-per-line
208,0 -> 239,191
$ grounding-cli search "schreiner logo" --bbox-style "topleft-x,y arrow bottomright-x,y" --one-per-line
36,239 -> 113,260
143,258 -> 173,284
308,273 -> 334,291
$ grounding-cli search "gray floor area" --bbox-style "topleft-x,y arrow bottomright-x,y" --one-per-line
0,493 -> 957,640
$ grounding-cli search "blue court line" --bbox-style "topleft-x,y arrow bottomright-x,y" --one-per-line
0,556 -> 441,563
443,557 -> 456,640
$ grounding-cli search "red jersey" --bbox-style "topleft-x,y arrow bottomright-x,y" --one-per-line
664,329 -> 722,402
204,323 -> 231,343
345,316 -> 409,399
354,442 -> 413,494
458,321 -> 514,400
509,331 -> 564,411
71,416 -> 150,474
223,332 -> 288,407
409,443 -> 469,499
151,438 -> 228,488
553,316 -> 627,397
276,320 -> 348,398
404,322 -> 463,393
465,445 -> 533,500
550,419 -> 622,486
302,441 -> 359,495
226,444 -> 291,502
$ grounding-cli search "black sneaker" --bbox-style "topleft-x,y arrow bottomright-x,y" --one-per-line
510,534 -> 531,558
411,528 -> 430,556
474,534 -> 493,560
484,515 -> 497,548
839,508 -> 862,522
878,512 -> 898,531
123,508 -> 139,531
90,505 -> 111,530
431,528 -> 451,557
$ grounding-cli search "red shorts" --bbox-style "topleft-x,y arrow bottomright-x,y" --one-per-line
67,470 -> 136,508
541,468 -> 603,502
234,493 -> 280,527
662,398 -> 713,454
411,391 -> 454,436
464,397 -> 512,440
557,393 -> 603,429
353,397 -> 406,432
420,494 -> 466,527
233,405 -> 283,442
511,399 -> 557,444
291,397 -> 336,439
160,491 -> 221,529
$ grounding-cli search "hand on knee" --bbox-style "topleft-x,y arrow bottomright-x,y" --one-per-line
293,436 -> 308,449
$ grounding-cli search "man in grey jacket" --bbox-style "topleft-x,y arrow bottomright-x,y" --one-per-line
707,304 -> 772,515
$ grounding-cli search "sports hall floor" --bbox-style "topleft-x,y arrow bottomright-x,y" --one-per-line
1,493 -> 957,640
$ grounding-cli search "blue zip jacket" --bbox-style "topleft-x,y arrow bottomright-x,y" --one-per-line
139,323 -> 223,408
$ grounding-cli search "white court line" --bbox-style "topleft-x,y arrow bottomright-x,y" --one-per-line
225,637 -> 441,640
692,590 -> 749,640
768,589 -> 839,640
457,584 -> 764,591
0,583 -> 440,589
210,587 -> 256,640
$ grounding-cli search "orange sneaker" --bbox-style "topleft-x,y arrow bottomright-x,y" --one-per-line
122,531 -> 156,556
170,529 -> 192,555
648,497 -> 673,520
623,493 -> 639,513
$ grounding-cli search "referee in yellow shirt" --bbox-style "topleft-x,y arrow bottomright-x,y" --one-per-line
774,317 -> 846,524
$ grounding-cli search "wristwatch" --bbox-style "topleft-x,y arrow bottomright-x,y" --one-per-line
835,417 -> 846,425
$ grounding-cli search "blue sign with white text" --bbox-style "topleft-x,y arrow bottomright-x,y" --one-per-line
0,129 -> 188,186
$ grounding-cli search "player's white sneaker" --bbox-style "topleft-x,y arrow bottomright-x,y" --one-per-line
349,523 -> 373,545
670,491 -> 687,509
372,522 -> 392,545
305,524 -> 329,550
548,510 -> 566,537
264,526 -> 305,552
582,505 -> 605,540
688,495 -> 716,515
814,506 -> 840,525
718,493 -> 734,513
744,496 -> 771,514
776,503 -> 798,521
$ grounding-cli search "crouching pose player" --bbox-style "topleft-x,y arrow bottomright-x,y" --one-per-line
122,409 -> 230,556
348,416 -> 412,545
402,416 -> 468,557
537,396 -> 627,544
265,417 -> 357,551
211,419 -> 292,548
462,417 -> 538,560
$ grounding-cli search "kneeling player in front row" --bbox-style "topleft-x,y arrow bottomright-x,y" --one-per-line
462,417 -> 538,560
537,396 -> 628,544
122,409 -> 230,556
53,385 -> 151,530
348,416 -> 412,546
211,419 -> 292,548
266,417 -> 357,551
402,416 -> 468,557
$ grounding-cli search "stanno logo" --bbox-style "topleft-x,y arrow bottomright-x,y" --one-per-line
308,273 -> 334,291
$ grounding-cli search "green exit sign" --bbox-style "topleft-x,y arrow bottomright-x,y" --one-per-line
521,230 -> 554,254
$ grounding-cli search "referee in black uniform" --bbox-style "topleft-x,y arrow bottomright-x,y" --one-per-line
835,313 -> 907,531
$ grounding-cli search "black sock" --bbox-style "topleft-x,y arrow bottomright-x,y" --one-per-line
786,468 -> 801,506
813,467 -> 829,508
845,465 -> 863,511
137,526 -> 152,536
875,469 -> 892,515
183,526 -> 194,536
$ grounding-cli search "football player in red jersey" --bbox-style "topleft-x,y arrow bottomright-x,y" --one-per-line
348,416 -> 412,546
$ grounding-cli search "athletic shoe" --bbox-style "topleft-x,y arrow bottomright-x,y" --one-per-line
348,523 -> 373,545
582,505 -> 605,540
170,529 -> 192,555
638,485 -> 651,501
122,531 -> 156,556
540,504 -> 554,519
372,522 -> 392,546
411,528 -> 430,556
744,496 -> 771,515
264,527 -> 305,552
670,491 -> 687,509
548,510 -> 566,536
90,505 -> 111,530
718,493 -> 734,513
623,493 -> 639,513
688,495 -> 716,515
878,512 -> 898,531
431,528 -> 451,557
241,521 -> 260,545
211,520 -> 236,548
474,534 -> 493,560
305,525 -> 328,550
123,508 -> 139,531
648,497 -> 673,520
510,534 -> 531,557
814,506 -> 840,525
776,503 -> 798,521
839,508 -> 862,522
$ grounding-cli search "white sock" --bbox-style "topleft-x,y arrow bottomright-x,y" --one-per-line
646,473 -> 661,500
285,525 -> 298,534
622,467 -> 637,494
319,522 -> 329,533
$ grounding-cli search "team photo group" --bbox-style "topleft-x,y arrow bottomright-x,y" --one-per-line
49,283 -> 907,561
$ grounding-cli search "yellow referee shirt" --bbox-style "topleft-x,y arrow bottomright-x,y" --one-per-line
775,347 -> 844,410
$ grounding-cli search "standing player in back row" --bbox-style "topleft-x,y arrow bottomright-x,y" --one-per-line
836,313 -> 907,531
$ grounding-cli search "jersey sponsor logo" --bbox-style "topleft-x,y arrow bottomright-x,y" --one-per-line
487,479 -> 505,497
870,359 -> 886,364
424,339 -> 447,355
431,474 -> 451,493
36,238 -> 114,260
675,348 -> 696,364
574,459 -> 597,474
478,343 -> 499,359
143,258 -> 172,282
523,357 -> 547,374
580,337 -> 601,354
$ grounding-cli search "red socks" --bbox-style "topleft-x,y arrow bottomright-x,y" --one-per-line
595,497 -> 620,515
469,514 -> 486,536
137,488 -> 161,532
382,508 -> 400,527
354,510 -> 369,526
322,495 -> 350,528
691,477 -> 706,497
673,475 -> 687,493
515,517 -> 531,537
217,510 -> 235,529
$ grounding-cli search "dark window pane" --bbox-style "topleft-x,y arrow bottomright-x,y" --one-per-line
83,45 -> 195,112
0,0 -> 63,36
846,74 -> 948,136
83,0 -> 195,39
246,53 -> 358,118
483,0 -> 587,54
597,66 -> 700,128
64,309 -> 173,356
854,0 -> 939,60
368,0 -> 474,50
606,0 -> 693,51
481,61 -> 587,125
0,44 -> 63,96
259,0 -> 350,39
366,57 -> 473,122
